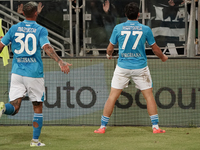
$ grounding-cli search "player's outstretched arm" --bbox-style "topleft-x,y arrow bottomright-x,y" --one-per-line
43,44 -> 72,74
151,43 -> 168,62
106,42 -> 114,59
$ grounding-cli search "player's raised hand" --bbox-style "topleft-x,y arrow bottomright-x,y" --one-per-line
58,60 -> 72,74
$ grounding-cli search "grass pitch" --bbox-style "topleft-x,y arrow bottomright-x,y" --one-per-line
0,126 -> 200,150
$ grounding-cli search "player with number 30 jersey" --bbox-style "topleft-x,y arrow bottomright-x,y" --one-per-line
0,1 -> 72,147
1,20 -> 49,78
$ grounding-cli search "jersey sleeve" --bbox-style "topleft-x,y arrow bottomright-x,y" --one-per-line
109,26 -> 118,45
39,27 -> 50,48
146,27 -> 155,46
1,27 -> 12,46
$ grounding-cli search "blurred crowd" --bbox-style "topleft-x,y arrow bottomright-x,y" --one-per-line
0,0 -> 198,56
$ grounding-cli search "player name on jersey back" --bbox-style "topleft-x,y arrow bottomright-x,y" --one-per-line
123,26 -> 142,30
17,27 -> 37,33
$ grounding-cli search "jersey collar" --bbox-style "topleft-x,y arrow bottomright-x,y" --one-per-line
126,20 -> 139,24
23,20 -> 37,24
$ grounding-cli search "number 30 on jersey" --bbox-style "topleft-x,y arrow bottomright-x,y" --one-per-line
14,33 -> 37,55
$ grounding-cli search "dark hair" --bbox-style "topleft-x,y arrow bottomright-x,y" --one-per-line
125,2 -> 139,20
23,2 -> 38,18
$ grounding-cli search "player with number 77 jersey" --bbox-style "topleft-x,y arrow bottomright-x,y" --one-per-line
0,1 -> 72,147
95,2 -> 168,134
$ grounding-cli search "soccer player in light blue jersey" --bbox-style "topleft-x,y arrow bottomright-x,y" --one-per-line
94,2 -> 168,134
0,2 -> 72,147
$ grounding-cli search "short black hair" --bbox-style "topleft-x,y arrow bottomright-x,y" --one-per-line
125,2 -> 139,20
23,2 -> 38,18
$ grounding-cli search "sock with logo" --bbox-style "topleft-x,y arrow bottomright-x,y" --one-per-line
32,113 -> 43,140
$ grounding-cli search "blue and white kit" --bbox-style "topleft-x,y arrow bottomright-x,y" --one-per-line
110,20 -> 155,70
1,20 -> 50,78
1,20 -> 49,101
110,20 -> 155,90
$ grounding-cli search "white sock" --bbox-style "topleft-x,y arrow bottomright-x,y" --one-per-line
152,124 -> 159,129
32,139 -> 39,142
100,125 -> 106,129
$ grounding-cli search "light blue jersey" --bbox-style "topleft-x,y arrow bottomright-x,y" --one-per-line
110,20 -> 155,69
1,20 -> 50,78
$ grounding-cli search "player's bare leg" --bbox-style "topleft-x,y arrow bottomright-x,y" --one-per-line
142,88 -> 165,133
141,88 -> 157,116
103,88 -> 123,117
94,88 -> 122,134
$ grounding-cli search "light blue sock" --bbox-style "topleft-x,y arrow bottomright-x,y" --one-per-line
150,114 -> 159,125
100,115 -> 109,128
4,103 -> 15,115
32,113 -> 43,140
150,114 -> 159,129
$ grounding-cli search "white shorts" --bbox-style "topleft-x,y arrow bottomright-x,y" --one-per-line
111,65 -> 152,90
9,73 -> 46,102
